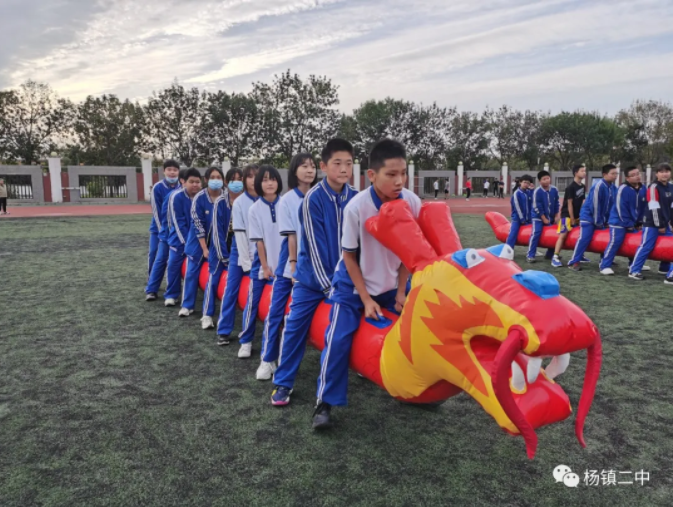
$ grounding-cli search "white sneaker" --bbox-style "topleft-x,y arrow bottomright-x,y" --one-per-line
642,265 -> 651,271
238,342 -> 252,358
255,361 -> 277,380
201,316 -> 214,329
164,298 -> 177,307
178,307 -> 193,317
600,268 -> 615,275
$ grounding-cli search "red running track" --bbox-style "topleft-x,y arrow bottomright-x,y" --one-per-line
1,198 -> 509,218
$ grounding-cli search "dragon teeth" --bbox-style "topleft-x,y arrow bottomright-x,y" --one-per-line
544,353 -> 571,380
526,357 -> 543,384
510,361 -> 526,392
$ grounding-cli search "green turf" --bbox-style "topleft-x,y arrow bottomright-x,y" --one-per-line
0,215 -> 671,506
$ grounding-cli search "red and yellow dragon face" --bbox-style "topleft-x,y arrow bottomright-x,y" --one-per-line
366,201 -> 602,459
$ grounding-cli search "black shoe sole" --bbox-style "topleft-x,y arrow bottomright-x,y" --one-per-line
312,419 -> 333,430
217,339 -> 231,346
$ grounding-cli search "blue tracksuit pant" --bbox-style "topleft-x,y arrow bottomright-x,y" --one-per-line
527,220 -> 554,259
146,239 -> 169,294
203,259 -> 226,317
165,245 -> 185,300
238,276 -> 269,344
506,219 -> 522,249
217,260 -> 245,336
569,221 -> 597,265
148,232 -> 159,279
273,283 -> 326,390
600,227 -> 635,270
182,253 -> 204,310
316,289 -> 398,406
629,227 -> 672,275
261,276 -> 294,363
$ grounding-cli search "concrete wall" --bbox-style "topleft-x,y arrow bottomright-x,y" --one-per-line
67,166 -> 138,203
0,165 -> 45,204
418,170 -> 454,198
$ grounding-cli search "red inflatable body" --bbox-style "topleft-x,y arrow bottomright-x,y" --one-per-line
485,211 -> 673,262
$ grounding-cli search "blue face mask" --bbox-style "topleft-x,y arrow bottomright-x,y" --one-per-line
208,179 -> 224,191
228,181 -> 244,193
165,176 -> 178,184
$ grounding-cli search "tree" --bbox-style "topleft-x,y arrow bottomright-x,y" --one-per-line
483,106 -> 544,170
202,91 -> 260,167
68,94 -> 144,166
0,81 -> 73,164
445,111 -> 489,171
615,100 -> 673,167
252,70 -> 340,163
142,82 -> 208,166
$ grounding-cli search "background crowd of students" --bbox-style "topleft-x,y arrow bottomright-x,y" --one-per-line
507,162 -> 673,282
143,138 -> 417,429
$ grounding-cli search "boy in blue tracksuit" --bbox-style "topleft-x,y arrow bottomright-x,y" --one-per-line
629,163 -> 673,281
164,168 -> 203,306
568,164 -> 619,270
270,139 -> 358,406
312,139 -> 421,430
506,174 -> 533,249
179,167 -> 226,317
526,170 -> 560,262
147,160 -> 180,282
599,166 -> 642,274
146,166 -> 186,300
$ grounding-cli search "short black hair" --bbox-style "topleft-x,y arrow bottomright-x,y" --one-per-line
656,163 -> 672,173
242,163 -> 259,193
163,159 -> 180,170
178,168 -> 189,183
225,167 -> 243,183
287,153 -> 318,190
537,170 -> 550,181
521,174 -> 534,183
205,166 -> 224,180
369,139 -> 406,172
602,163 -> 618,174
185,168 -> 201,181
321,138 -> 353,164
254,165 -> 283,197
624,166 -> 639,178
572,164 -> 585,175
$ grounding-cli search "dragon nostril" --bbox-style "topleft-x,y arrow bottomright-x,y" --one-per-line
512,271 -> 560,300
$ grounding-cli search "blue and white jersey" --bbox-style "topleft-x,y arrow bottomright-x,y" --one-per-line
248,196 -> 282,280
579,179 -> 616,226
637,185 -> 647,224
531,186 -> 560,221
149,179 -> 179,234
510,188 -> 530,223
608,183 -> 639,229
185,189 -> 223,258
167,189 -> 194,249
332,186 -> 422,297
232,191 -> 258,271
276,188 -> 305,279
294,179 -> 358,294
159,185 -> 181,242
210,192 -> 232,261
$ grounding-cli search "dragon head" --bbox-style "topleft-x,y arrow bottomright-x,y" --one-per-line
367,201 -> 601,459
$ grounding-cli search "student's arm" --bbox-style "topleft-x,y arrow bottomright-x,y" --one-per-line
170,194 -> 187,245
191,196 -> 209,258
278,195 -> 298,263
232,201 -> 251,271
343,251 -> 382,320
646,184 -> 666,232
151,185 -> 162,231
625,188 -> 638,230
513,191 -> 524,222
302,195 -> 332,294
211,198 -> 230,261
248,208 -> 271,279
256,241 -> 272,279
566,186 -> 576,222
591,183 -> 602,226
553,188 -> 561,222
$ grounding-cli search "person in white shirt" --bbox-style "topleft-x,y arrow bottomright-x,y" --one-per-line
312,138 -> 422,429
255,153 -> 318,380
237,166 -> 284,359
483,179 -> 490,198
433,179 -> 439,199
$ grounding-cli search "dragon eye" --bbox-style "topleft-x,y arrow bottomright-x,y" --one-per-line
465,249 -> 485,268
486,244 -> 514,260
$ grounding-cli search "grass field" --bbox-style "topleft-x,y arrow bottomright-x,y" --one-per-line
1,214 -> 672,506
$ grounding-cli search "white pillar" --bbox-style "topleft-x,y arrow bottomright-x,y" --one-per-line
502,161 -> 509,195
646,164 -> 652,185
48,153 -> 63,203
141,155 -> 153,202
222,158 -> 231,172
408,161 -> 415,192
457,161 -> 464,196
353,159 -> 361,191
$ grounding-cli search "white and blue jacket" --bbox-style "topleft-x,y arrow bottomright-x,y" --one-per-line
167,189 -> 194,249
210,192 -> 232,261
510,188 -> 530,223
158,185 -> 181,242
185,189 -> 222,258
531,186 -> 560,221
608,183 -> 639,229
579,179 -> 616,226
149,179 -> 179,234
294,179 -> 358,294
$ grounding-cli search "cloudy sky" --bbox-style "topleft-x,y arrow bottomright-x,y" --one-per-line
1,0 -> 673,113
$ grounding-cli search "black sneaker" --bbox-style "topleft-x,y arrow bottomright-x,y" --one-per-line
217,334 -> 231,346
665,277 -> 673,285
568,263 -> 581,271
628,272 -> 644,280
145,293 -> 157,301
312,402 -> 332,430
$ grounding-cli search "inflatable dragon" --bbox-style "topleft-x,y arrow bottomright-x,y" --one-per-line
189,201 -> 602,459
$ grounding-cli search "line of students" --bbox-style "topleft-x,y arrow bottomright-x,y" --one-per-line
144,138 -> 416,429
508,162 -> 673,282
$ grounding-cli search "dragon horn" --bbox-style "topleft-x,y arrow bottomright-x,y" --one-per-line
418,202 -> 463,255
485,212 -> 511,243
365,199 -> 438,273
575,331 -> 602,448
